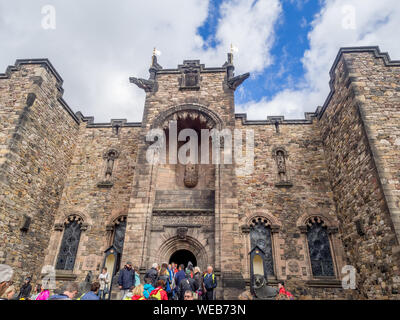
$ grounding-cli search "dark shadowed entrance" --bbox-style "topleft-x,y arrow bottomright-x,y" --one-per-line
169,249 -> 197,268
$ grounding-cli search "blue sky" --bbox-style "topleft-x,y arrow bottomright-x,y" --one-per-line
231,0 -> 322,105
0,0 -> 399,122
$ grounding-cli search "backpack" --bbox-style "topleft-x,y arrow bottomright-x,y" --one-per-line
150,288 -> 164,300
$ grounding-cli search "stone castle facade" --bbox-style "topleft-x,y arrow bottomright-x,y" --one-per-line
0,46 -> 399,299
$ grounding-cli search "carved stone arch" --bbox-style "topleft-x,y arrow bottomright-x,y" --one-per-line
155,235 -> 209,270
106,210 -> 127,228
54,211 -> 91,231
296,212 -> 339,233
151,103 -> 224,131
244,212 -> 282,232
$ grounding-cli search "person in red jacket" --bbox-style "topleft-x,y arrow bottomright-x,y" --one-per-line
278,281 -> 294,299
149,280 -> 168,300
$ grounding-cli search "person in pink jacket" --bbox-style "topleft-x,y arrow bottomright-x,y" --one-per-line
36,287 -> 50,300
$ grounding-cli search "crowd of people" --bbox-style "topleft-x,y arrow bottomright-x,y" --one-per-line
0,261 -> 294,300
0,261 -> 218,301
115,261 -> 218,300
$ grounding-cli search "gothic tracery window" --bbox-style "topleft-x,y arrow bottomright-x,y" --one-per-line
306,217 -> 335,277
250,218 -> 274,276
55,216 -> 83,271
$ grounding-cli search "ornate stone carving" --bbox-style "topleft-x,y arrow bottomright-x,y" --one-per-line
129,77 -> 156,93
184,163 -> 198,188
177,227 -> 188,239
178,60 -> 202,90
227,73 -> 250,90
161,110 -> 215,130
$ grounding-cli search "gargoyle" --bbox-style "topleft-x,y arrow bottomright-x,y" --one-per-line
129,77 -> 155,93
227,72 -> 250,90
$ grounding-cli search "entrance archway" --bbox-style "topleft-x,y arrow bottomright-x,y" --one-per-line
156,235 -> 209,271
169,249 -> 197,268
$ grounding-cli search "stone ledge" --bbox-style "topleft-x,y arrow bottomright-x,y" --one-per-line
97,181 -> 114,188
49,271 -> 78,281
152,209 -> 214,216
275,181 -> 293,188
305,279 -> 342,288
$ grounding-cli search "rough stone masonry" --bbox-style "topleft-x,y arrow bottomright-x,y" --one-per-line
0,46 -> 399,299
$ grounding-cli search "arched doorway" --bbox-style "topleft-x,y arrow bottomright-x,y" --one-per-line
169,249 -> 197,268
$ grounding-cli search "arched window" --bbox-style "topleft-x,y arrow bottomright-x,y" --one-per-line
56,216 -> 83,270
306,217 -> 335,277
250,218 -> 274,276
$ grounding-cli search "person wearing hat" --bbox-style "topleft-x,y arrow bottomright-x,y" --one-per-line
117,261 -> 135,300
0,264 -> 14,299
177,269 -> 198,300
17,276 -> 32,300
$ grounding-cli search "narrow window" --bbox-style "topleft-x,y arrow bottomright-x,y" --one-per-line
307,218 -> 335,277
56,218 -> 82,270
250,219 -> 274,276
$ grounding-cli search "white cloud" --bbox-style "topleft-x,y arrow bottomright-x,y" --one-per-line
0,0 -> 282,122
240,0 -> 400,119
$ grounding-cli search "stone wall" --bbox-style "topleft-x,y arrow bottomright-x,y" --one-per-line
235,116 -> 347,299
43,122 -> 141,286
0,61 -> 79,286
318,49 -> 400,299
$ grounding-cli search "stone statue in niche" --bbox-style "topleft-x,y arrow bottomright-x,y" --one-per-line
105,150 -> 118,180
98,149 -> 119,188
184,164 -> 198,188
276,150 -> 287,181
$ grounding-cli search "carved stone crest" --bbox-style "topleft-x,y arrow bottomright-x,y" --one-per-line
184,164 -> 198,188
177,227 -> 188,240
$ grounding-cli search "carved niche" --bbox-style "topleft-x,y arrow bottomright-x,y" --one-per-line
98,149 -> 120,188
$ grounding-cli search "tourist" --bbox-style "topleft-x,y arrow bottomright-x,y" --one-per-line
178,270 -> 198,300
184,290 -> 194,300
79,282 -> 100,300
158,264 -> 172,297
174,264 -> 186,288
144,263 -> 159,287
149,279 -> 168,300
98,267 -> 110,300
0,264 -> 13,300
118,261 -> 136,300
186,261 -> 194,278
143,278 -> 155,299
36,285 -> 50,300
171,262 -> 178,274
167,264 -> 175,299
203,266 -> 217,300
134,266 -> 141,287
277,281 -> 294,300
131,284 -> 146,300
30,284 -> 42,300
17,276 -> 32,300
1,281 -> 16,300
194,266 -> 203,299
48,282 -> 79,300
